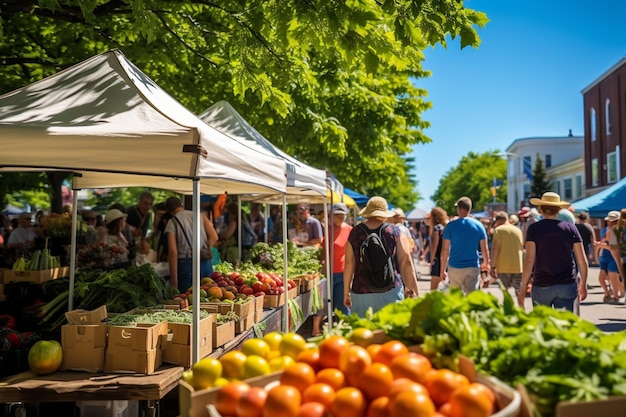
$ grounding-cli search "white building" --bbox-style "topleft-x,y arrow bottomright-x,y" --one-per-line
504,133 -> 584,213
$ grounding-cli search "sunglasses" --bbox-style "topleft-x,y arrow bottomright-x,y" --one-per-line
298,207 -> 307,211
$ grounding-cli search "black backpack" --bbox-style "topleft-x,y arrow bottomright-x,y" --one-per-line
359,223 -> 395,292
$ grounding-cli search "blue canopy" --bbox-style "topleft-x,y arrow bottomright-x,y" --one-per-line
571,177 -> 626,218
344,188 -> 369,206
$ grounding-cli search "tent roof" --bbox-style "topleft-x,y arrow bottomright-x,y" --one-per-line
344,188 -> 369,207
406,207 -> 428,221
0,50 -> 286,195
199,101 -> 325,196
571,177 -> 626,218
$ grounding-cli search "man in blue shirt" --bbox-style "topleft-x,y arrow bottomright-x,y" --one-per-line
439,196 -> 490,294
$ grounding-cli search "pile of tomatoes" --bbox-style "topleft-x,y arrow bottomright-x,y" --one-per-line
212,333 -> 497,417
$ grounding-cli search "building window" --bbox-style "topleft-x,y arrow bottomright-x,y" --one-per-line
556,180 -> 561,195
523,184 -> 530,203
592,158 -> 598,186
563,178 -> 572,200
591,108 -> 597,141
607,151 -> 618,183
545,154 -> 551,168
575,175 -> 582,198
606,99 -> 612,135
523,156 -> 533,181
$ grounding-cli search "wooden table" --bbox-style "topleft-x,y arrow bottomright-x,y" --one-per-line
0,365 -> 183,403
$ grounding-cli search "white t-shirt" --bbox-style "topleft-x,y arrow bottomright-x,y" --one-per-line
7,227 -> 37,246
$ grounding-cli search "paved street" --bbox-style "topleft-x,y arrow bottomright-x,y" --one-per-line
415,262 -> 626,333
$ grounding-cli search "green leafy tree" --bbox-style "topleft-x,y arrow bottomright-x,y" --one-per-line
432,151 -> 507,214
0,1 -> 487,209
530,153 -> 552,200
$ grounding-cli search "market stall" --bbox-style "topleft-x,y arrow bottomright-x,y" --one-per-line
0,49 -> 288,374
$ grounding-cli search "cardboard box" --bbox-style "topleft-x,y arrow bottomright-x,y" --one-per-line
201,298 -> 254,320
65,305 -> 108,325
3,266 -> 69,284
0,284 -> 5,302
179,372 -> 282,417
163,314 -> 216,367
0,267 -> 7,284
263,286 -> 298,308
293,276 -> 319,293
235,312 -> 256,334
104,321 -> 167,374
60,323 -> 107,372
555,396 -> 626,417
254,294 -> 264,322
212,320 -> 235,348
104,348 -> 162,375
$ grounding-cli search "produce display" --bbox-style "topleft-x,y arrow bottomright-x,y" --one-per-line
334,287 -> 626,417
206,332 -> 497,417
26,264 -> 174,332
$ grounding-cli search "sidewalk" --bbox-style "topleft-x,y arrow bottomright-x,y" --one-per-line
415,262 -> 626,333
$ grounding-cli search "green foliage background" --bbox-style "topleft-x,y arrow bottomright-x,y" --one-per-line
432,151 -> 507,214
0,0 -> 488,212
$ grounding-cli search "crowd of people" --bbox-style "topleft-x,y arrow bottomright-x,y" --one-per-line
5,189 -> 625,321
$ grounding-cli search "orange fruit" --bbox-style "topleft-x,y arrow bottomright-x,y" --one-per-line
438,402 -> 452,417
338,344 -> 371,383
297,348 -> 321,372
349,328 -> 375,347
424,369 -> 470,407
330,387 -> 367,417
390,352 -> 433,384
315,367 -> 346,391
280,362 -> 317,393
389,390 -> 436,417
263,384 -> 301,417
302,383 -> 335,410
373,340 -> 409,367
318,335 -> 350,369
357,362 -> 395,400
448,383 -> 495,417
242,338 -> 271,359
279,333 -> 308,359
215,381 -> 250,416
388,378 -> 429,402
220,350 -> 248,379
237,386 -> 268,417
297,402 -> 326,417
471,382 -> 496,405
366,343 -> 383,359
367,396 -> 390,417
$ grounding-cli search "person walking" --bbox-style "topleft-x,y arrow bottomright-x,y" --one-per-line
439,196 -> 490,294
126,191 -> 154,239
593,211 -> 623,304
312,203 -> 352,336
426,207 -> 449,290
165,197 -> 219,294
518,192 -> 588,312
575,212 -> 596,266
490,211 -> 524,305
344,196 -> 419,317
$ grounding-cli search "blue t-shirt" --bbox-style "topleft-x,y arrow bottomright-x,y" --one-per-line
442,217 -> 487,268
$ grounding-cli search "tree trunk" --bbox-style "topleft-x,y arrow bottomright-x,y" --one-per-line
47,172 -> 68,214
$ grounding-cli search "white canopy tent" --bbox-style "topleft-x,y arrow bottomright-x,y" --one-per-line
0,49 -> 287,363
199,101 -> 337,328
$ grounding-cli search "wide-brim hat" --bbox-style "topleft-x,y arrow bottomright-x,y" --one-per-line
529,192 -> 570,208
392,208 -> 406,218
605,211 -> 620,221
517,207 -> 531,218
359,196 -> 395,219
106,209 -> 127,224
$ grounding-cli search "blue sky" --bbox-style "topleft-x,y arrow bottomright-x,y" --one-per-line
410,0 -> 626,210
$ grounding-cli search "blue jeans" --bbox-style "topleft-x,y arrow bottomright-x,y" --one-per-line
332,272 -> 350,315
177,257 -> 213,294
531,282 -> 578,312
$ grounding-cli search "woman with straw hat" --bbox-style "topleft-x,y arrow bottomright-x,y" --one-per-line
344,196 -> 419,317
518,192 -> 588,312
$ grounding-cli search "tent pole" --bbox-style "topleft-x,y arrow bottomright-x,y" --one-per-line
324,173 -> 333,331
68,180 -> 79,311
282,194 -> 289,332
192,180 -> 201,364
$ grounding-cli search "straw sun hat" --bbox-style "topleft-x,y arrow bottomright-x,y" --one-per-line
529,192 -> 570,208
359,196 -> 395,219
